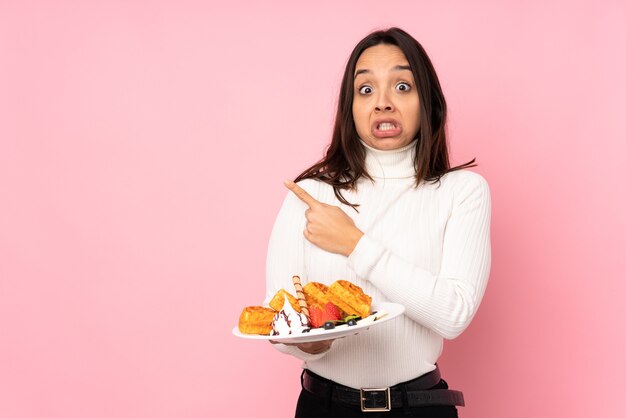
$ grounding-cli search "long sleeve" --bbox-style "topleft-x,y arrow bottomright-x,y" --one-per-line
347,172 -> 491,339
264,181 -> 330,361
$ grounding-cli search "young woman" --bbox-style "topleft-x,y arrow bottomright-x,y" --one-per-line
265,27 -> 491,417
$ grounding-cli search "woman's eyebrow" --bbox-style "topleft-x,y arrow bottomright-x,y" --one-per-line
354,65 -> 412,78
393,65 -> 411,72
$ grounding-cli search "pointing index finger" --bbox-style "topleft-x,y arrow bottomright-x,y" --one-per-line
284,180 -> 320,207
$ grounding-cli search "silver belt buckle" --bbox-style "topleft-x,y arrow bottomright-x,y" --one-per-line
360,387 -> 391,412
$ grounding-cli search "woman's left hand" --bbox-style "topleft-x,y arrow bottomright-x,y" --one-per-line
285,180 -> 363,257
270,339 -> 334,354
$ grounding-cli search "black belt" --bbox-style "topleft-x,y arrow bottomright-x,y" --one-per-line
302,366 -> 465,412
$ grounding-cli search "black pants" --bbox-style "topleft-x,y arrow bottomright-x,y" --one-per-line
295,376 -> 459,418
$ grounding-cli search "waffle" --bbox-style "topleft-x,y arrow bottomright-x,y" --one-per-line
268,289 -> 301,313
303,282 -> 330,309
238,306 -> 276,335
328,280 -> 372,318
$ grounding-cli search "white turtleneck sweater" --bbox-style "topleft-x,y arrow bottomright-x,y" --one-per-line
265,140 -> 491,388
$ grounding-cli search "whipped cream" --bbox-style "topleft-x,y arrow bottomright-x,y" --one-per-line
270,295 -> 310,336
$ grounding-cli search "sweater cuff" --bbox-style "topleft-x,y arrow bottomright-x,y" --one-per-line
347,234 -> 385,279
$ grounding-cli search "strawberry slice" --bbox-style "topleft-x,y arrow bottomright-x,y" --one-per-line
309,302 -> 343,328
309,304 -> 324,328
324,302 -> 342,321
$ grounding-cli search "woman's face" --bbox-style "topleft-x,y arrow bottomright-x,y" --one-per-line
352,44 -> 420,151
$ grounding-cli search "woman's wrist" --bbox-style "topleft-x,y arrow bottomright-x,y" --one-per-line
343,229 -> 364,257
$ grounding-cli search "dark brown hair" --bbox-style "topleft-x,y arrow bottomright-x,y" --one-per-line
294,27 -> 476,208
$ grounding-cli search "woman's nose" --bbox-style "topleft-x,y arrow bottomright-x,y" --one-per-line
374,91 -> 394,112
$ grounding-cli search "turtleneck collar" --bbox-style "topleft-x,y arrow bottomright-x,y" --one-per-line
360,139 -> 417,179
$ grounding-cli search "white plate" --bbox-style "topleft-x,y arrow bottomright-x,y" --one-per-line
232,302 -> 405,344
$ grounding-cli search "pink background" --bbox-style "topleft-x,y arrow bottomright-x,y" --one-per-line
1,1 -> 625,417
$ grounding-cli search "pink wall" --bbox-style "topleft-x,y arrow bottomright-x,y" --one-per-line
1,1 -> 625,417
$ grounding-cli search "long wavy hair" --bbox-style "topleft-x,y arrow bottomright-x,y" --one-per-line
294,27 -> 476,209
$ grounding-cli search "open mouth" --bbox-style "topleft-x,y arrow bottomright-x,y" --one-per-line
377,122 -> 397,131
372,120 -> 402,138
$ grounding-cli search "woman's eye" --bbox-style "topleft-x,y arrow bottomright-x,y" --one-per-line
358,86 -> 373,95
396,82 -> 411,92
